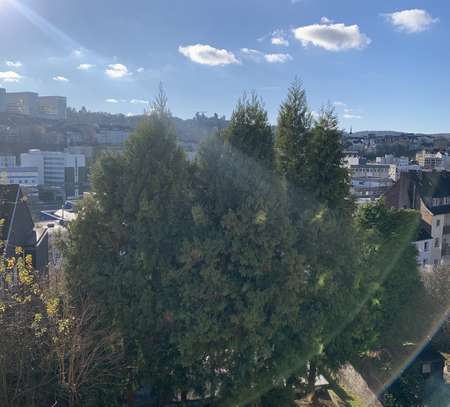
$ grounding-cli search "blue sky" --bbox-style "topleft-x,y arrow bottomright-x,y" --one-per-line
0,0 -> 449,133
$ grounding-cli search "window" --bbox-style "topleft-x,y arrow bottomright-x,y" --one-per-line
435,238 -> 440,248
436,219 -> 441,227
434,260 -> 439,266
422,259 -> 427,267
424,242 -> 429,251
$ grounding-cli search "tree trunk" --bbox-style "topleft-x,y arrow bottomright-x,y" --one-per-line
306,360 -> 317,402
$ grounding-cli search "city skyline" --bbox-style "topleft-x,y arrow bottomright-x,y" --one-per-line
1,0 -> 449,133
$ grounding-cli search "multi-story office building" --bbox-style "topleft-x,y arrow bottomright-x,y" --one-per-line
1,88 -> 67,120
38,96 -> 67,120
6,92 -> 39,115
0,88 -> 6,112
20,149 -> 87,197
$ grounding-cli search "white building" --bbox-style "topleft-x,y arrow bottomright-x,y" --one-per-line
20,149 -> 86,188
343,151 -> 361,168
412,224 -> 434,272
0,167 -> 39,186
350,164 -> 391,179
420,197 -> 450,268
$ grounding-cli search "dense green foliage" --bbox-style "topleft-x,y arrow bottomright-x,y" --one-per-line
61,83 -> 429,406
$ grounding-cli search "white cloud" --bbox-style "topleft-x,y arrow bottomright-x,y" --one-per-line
0,71 -> 22,82
77,63 -> 95,70
293,21 -> 371,51
241,48 -> 264,62
130,99 -> 149,104
333,101 -> 347,107
241,49 -> 292,64
383,9 -> 439,33
320,17 -> 333,24
136,67 -> 145,73
5,60 -> 22,68
105,63 -> 131,79
179,44 -> 239,66
264,53 -> 293,63
343,113 -> 362,119
105,98 -> 119,103
271,36 -> 289,46
53,76 -> 69,82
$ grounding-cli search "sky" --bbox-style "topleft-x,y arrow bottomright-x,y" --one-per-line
0,0 -> 449,133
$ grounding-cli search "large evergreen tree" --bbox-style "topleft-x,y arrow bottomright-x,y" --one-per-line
171,97 -> 310,405
66,91 -> 194,403
225,92 -> 274,167
303,106 -> 351,212
275,79 -> 311,187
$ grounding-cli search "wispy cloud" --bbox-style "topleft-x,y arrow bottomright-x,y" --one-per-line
271,29 -> 289,46
383,9 -> 439,33
343,108 -> 362,119
264,53 -> 292,63
77,63 -> 95,70
53,75 -> 69,82
105,63 -> 131,78
105,98 -> 119,103
272,37 -> 289,46
136,67 -> 145,73
72,49 -> 84,57
179,44 -> 239,66
130,99 -> 149,104
333,101 -> 347,107
0,71 -> 22,82
320,17 -> 333,24
5,60 -> 22,68
241,48 -> 264,62
241,49 -> 292,64
293,20 -> 371,51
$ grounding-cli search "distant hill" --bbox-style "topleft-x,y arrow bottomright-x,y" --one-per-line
349,130 -> 450,138
0,110 -> 229,151
65,108 -> 229,144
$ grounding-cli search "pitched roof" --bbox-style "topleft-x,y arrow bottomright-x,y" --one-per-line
0,184 -> 20,242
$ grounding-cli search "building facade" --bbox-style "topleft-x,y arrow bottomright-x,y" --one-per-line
0,167 -> 39,186
38,96 -> 67,120
20,149 -> 87,197
384,171 -> 450,269
1,88 -> 66,120
6,92 -> 39,116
